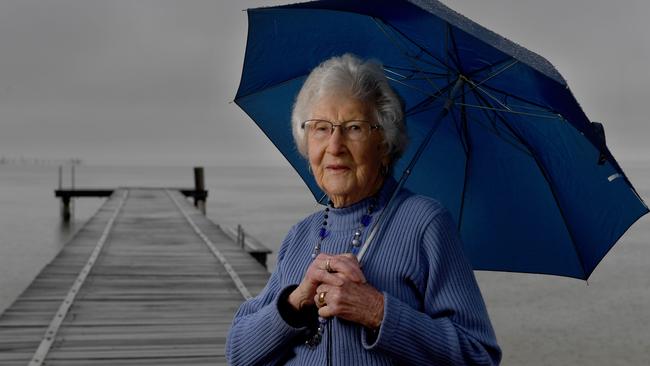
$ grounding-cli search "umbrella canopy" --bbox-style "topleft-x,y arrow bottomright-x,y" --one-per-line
234,0 -> 648,279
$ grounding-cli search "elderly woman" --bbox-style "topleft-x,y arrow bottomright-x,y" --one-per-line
226,54 -> 501,365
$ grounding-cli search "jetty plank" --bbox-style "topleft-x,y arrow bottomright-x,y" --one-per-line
0,188 -> 269,365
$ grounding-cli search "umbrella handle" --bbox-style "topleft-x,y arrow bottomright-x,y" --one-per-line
357,77 -> 465,263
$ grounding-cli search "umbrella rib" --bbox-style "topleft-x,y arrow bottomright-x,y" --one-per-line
445,23 -> 464,74
461,76 -> 562,119
450,103 -> 468,155
400,75 -> 450,81
457,89 -> 472,233
371,17 -> 448,96
478,83 -> 560,115
385,50 -> 455,74
374,24 -> 453,74
470,59 -> 519,90
466,57 -> 517,79
464,74 -> 564,119
456,103 -> 561,119
384,65 -> 449,78
504,101 -> 557,113
471,90 -> 588,278
404,80 -> 459,117
467,103 -> 534,157
462,77 -> 512,111
385,75 -> 440,98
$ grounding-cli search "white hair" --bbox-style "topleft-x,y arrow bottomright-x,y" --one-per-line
291,54 -> 408,165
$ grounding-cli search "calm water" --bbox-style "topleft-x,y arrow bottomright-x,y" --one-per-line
1,161 -> 648,365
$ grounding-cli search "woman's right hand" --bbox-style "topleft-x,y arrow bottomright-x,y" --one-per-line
287,253 -> 340,311
287,253 -> 366,311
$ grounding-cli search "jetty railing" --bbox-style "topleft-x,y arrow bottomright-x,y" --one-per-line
221,225 -> 272,268
55,166 -> 209,221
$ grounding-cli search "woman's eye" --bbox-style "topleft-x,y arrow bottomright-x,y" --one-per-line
346,124 -> 362,131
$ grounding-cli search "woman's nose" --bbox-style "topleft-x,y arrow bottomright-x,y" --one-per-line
326,126 -> 346,154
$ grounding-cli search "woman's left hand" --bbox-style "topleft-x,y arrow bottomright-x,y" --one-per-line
314,253 -> 384,329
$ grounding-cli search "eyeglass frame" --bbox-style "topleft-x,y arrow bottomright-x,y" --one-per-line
300,119 -> 383,141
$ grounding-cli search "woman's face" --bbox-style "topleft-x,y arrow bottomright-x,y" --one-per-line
307,93 -> 389,207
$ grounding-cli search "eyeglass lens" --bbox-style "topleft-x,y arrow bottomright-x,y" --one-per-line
305,120 -> 373,141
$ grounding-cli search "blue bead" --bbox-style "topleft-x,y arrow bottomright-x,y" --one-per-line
319,227 -> 327,238
361,214 -> 372,226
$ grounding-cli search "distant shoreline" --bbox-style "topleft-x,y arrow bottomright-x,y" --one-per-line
0,157 -> 83,166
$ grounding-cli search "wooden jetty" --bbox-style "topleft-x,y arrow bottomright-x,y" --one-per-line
0,188 -> 270,365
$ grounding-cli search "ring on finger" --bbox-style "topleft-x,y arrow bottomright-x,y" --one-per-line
325,259 -> 333,273
317,291 -> 327,306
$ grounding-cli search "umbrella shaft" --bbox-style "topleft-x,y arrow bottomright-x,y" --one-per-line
357,77 -> 464,263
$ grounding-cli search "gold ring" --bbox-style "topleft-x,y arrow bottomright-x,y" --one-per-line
318,291 -> 327,306
325,259 -> 332,273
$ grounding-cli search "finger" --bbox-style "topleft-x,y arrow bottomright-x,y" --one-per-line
316,284 -> 330,294
314,289 -> 329,308
307,265 -> 344,287
317,283 -> 384,328
318,304 -> 334,318
324,258 -> 333,273
316,289 -> 338,316
305,255 -> 337,279
314,253 -> 356,275
310,254 -> 364,285
327,255 -> 366,283
313,253 -> 336,273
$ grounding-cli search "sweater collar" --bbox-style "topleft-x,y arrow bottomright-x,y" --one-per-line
325,177 -> 397,231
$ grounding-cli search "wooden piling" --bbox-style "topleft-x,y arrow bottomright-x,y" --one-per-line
58,165 -> 73,223
60,197 -> 71,223
193,167 -> 206,215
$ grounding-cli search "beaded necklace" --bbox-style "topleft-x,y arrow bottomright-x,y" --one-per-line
306,196 -> 377,348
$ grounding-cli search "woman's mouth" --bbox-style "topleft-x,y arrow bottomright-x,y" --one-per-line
325,164 -> 350,173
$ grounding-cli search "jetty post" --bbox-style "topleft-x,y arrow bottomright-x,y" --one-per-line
58,165 -> 73,223
194,166 -> 206,215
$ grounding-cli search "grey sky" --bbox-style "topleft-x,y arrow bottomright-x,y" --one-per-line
0,0 -> 648,166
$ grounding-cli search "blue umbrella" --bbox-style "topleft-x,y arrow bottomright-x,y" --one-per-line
234,0 -> 648,279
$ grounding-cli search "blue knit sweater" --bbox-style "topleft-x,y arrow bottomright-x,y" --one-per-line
226,179 -> 501,365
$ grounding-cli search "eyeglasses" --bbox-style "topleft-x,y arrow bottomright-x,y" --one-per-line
301,119 -> 382,141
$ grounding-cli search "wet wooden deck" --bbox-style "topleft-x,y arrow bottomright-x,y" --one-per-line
0,188 -> 269,365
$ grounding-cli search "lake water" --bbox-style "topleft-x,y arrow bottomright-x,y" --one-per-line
1,161 -> 648,365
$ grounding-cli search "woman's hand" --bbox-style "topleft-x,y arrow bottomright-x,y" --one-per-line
314,253 -> 384,329
287,253 -> 346,311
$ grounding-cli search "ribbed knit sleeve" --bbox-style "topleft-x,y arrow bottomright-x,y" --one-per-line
225,226 -> 309,366
361,204 -> 501,365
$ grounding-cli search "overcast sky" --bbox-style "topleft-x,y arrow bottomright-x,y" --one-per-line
0,0 -> 648,166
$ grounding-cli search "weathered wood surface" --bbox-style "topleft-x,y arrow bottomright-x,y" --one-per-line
0,188 -> 269,365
